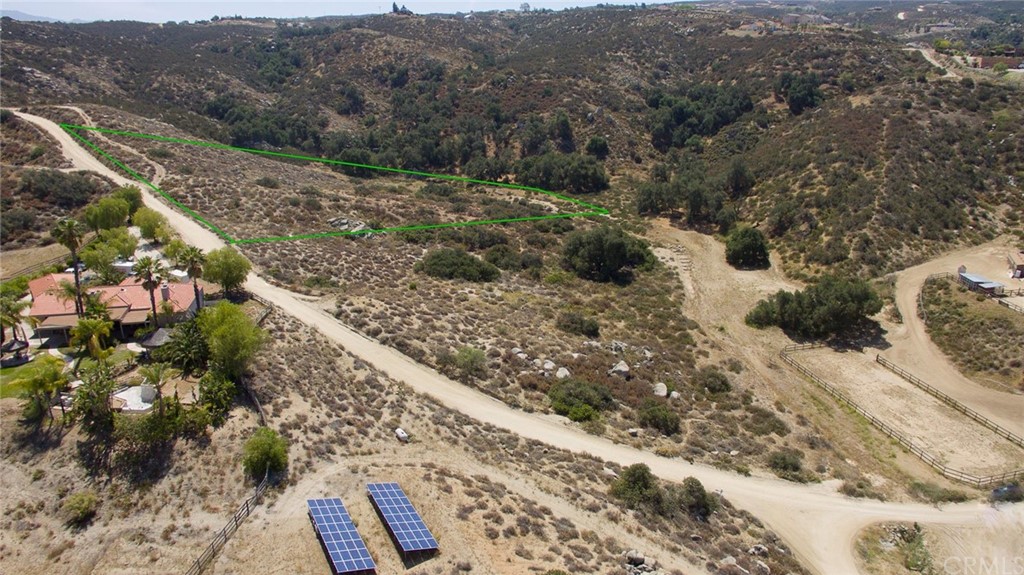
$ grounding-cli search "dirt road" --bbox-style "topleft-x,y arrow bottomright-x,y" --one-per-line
16,110 -> 1023,575
887,240 -> 1024,436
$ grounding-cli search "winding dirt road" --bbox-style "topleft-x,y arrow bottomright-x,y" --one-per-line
15,109 -> 1024,575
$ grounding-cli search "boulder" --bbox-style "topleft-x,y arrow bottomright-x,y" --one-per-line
628,428 -> 642,437
748,544 -> 768,556
556,367 -> 571,379
754,560 -> 771,575
511,347 -> 523,355
533,358 -> 543,368
610,340 -> 628,353
652,382 -> 668,397
608,360 -> 630,377
543,359 -> 556,371
625,549 -> 645,566
669,391 -> 681,400
516,352 -> 528,361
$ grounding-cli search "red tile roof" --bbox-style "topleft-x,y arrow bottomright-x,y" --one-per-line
28,273 -> 77,299
28,274 -> 197,325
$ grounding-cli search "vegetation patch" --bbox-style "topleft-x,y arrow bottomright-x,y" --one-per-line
920,277 -> 1024,391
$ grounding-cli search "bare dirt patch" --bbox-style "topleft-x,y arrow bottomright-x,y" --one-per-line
796,347 -> 1024,477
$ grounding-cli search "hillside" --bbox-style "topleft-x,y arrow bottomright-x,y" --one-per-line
2,6 -> 1022,276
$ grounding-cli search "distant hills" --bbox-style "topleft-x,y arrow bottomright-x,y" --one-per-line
1,10 -> 89,23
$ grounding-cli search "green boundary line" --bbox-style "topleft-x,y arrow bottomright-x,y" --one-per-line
59,123 -> 609,245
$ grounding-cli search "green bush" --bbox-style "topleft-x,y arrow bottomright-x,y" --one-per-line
63,490 -> 98,526
555,311 -> 600,337
585,136 -> 609,159
484,244 -> 522,270
637,399 -> 680,435
725,227 -> 770,269
548,379 -> 615,418
693,366 -> 730,394
199,370 -> 236,425
677,476 -> 716,521
610,463 -> 661,509
743,405 -> 789,436
562,226 -> 653,283
767,448 -> 808,481
415,248 -> 500,282
242,427 -> 288,479
455,346 -> 487,379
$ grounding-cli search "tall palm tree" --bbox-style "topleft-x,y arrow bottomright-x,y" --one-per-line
179,246 -> 205,312
0,296 -> 30,348
132,256 -> 167,328
138,362 -> 178,418
52,218 -> 87,315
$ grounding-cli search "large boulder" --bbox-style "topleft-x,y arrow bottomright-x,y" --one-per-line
653,382 -> 668,397
625,549 -> 645,566
608,360 -> 630,377
556,367 -> 571,379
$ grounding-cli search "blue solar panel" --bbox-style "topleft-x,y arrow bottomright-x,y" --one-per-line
366,482 -> 439,553
307,498 -> 376,574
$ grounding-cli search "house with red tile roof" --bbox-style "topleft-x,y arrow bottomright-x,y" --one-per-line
27,273 -> 199,335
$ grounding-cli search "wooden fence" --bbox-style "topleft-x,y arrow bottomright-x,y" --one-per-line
780,345 -> 1024,488
875,355 -> 1024,450
184,473 -> 270,575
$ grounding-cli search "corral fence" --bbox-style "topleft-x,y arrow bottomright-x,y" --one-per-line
1,253 -> 70,281
184,472 -> 270,575
875,355 -> 1024,450
780,344 -> 1024,488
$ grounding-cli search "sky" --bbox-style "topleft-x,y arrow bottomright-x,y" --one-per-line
2,0 -> 644,23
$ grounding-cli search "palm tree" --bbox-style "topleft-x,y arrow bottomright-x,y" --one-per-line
180,246 -> 205,312
81,291 -> 109,321
14,355 -> 68,422
132,256 -> 167,328
138,362 -> 178,417
52,218 -> 87,315
0,296 -> 30,348
71,317 -> 113,360
70,316 -> 113,373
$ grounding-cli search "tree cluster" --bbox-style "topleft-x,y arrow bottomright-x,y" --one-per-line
561,226 -> 653,283
725,226 -> 770,269
610,464 -> 717,521
514,152 -> 608,195
647,83 -> 753,152
745,276 -> 882,338
775,72 -> 824,115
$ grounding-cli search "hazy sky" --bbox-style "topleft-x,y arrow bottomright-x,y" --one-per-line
3,1 -> 642,22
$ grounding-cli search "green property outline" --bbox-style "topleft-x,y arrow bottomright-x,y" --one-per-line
60,123 -> 610,245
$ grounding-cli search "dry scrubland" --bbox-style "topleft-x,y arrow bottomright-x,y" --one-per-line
23,105 -> 872,489
921,277 -> 1024,393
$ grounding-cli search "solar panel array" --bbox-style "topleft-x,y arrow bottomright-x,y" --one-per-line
307,498 -> 376,574
366,482 -> 439,553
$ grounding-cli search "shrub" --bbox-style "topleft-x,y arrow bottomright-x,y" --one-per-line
693,366 -> 730,394
562,226 -> 653,282
725,227 -> 770,269
514,152 -> 608,195
455,346 -> 487,379
548,379 -> 615,418
63,490 -> 98,526
768,448 -> 807,481
585,136 -> 609,159
556,311 -> 600,337
415,248 -> 500,282
484,244 -> 522,270
637,399 -> 680,435
743,405 -> 789,436
775,72 -> 824,115
199,370 -> 236,425
255,176 -> 280,188
677,476 -> 716,521
242,427 -> 288,479
909,481 -> 969,503
111,186 -> 144,215
132,207 -> 168,241
610,463 -> 661,509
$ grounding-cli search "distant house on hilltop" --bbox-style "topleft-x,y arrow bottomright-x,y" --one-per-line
28,273 -> 199,337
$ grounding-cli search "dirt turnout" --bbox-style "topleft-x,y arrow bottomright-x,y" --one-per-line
14,109 -> 1024,575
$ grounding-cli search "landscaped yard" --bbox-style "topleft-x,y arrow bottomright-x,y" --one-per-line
0,358 -> 43,398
